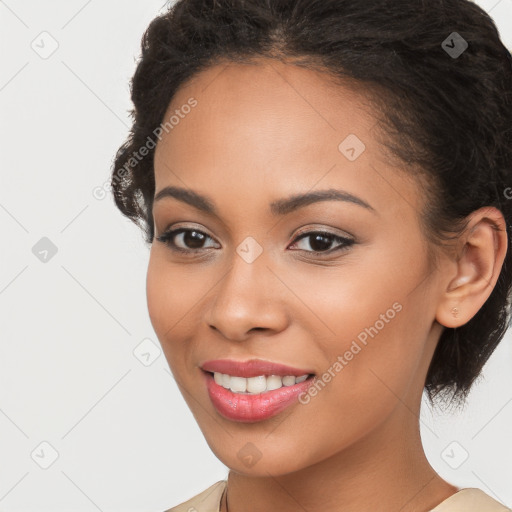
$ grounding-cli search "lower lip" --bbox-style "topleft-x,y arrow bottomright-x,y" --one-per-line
203,371 -> 315,423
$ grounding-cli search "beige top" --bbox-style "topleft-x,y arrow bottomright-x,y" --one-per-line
165,480 -> 512,512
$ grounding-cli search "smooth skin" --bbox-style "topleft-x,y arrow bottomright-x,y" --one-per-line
146,58 -> 507,512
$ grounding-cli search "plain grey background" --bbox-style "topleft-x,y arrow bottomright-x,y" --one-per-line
1,1 -> 511,510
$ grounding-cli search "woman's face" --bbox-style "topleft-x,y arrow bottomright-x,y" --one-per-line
147,59 -> 448,475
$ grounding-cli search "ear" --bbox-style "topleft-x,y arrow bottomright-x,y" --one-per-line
436,207 -> 508,328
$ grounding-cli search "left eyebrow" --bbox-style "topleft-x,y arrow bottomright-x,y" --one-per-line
269,188 -> 377,216
154,186 -> 216,214
153,186 -> 376,216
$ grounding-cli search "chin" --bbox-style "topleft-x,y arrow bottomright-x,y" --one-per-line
203,431 -> 315,477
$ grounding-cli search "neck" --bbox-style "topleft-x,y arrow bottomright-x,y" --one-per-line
221,399 -> 458,512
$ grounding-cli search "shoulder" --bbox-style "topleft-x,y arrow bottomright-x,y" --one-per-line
430,488 -> 511,512
164,480 -> 227,512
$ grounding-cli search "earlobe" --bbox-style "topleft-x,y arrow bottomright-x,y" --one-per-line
435,207 -> 508,329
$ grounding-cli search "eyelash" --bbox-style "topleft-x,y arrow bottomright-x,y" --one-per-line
155,227 -> 355,257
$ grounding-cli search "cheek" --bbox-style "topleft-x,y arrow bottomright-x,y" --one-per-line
145,251 -> 193,351
146,253 -> 170,332
146,249 -> 218,373
284,302 -> 426,468
319,307 -> 419,404
146,249 -> 198,327
291,241 -> 431,401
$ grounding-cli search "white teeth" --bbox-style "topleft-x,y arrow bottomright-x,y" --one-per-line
221,373 -> 231,388
282,375 -> 296,386
229,376 -> 246,392
266,375 -> 283,391
247,376 -> 267,394
212,372 -> 311,394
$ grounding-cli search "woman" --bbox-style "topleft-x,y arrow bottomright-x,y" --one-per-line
110,0 -> 512,510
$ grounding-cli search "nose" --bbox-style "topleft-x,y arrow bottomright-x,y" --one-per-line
205,250 -> 289,341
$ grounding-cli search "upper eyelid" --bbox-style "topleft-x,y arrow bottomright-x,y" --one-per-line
158,222 -> 215,238
160,226 -> 353,249
162,226 -> 220,247
160,225 -> 350,239
159,219 -> 353,237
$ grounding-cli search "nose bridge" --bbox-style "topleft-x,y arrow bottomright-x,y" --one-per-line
206,239 -> 287,339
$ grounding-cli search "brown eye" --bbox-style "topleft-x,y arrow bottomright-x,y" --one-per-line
156,228 -> 220,252
177,230 -> 207,249
290,231 -> 354,255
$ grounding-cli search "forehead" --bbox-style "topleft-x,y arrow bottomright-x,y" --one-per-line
156,58 -> 373,164
153,59 -> 422,220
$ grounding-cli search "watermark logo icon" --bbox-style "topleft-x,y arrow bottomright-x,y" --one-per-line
338,134 -> 366,161
237,442 -> 262,468
31,441 -> 59,469
442,32 -> 468,59
133,338 -> 161,366
32,237 -> 58,263
441,440 -> 469,469
31,31 -> 59,59
236,236 -> 263,264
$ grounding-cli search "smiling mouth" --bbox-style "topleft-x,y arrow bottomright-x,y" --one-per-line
204,370 -> 316,395
202,369 -> 317,422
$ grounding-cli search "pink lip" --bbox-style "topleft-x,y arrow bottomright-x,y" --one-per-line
200,358 -> 314,377
203,371 -> 315,422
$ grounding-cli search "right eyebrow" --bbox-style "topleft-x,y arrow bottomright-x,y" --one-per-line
153,185 -> 377,217
269,188 -> 377,216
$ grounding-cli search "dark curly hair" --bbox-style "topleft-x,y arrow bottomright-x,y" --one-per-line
110,0 -> 512,407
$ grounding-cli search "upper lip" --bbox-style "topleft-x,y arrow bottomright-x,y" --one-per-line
201,358 -> 315,378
